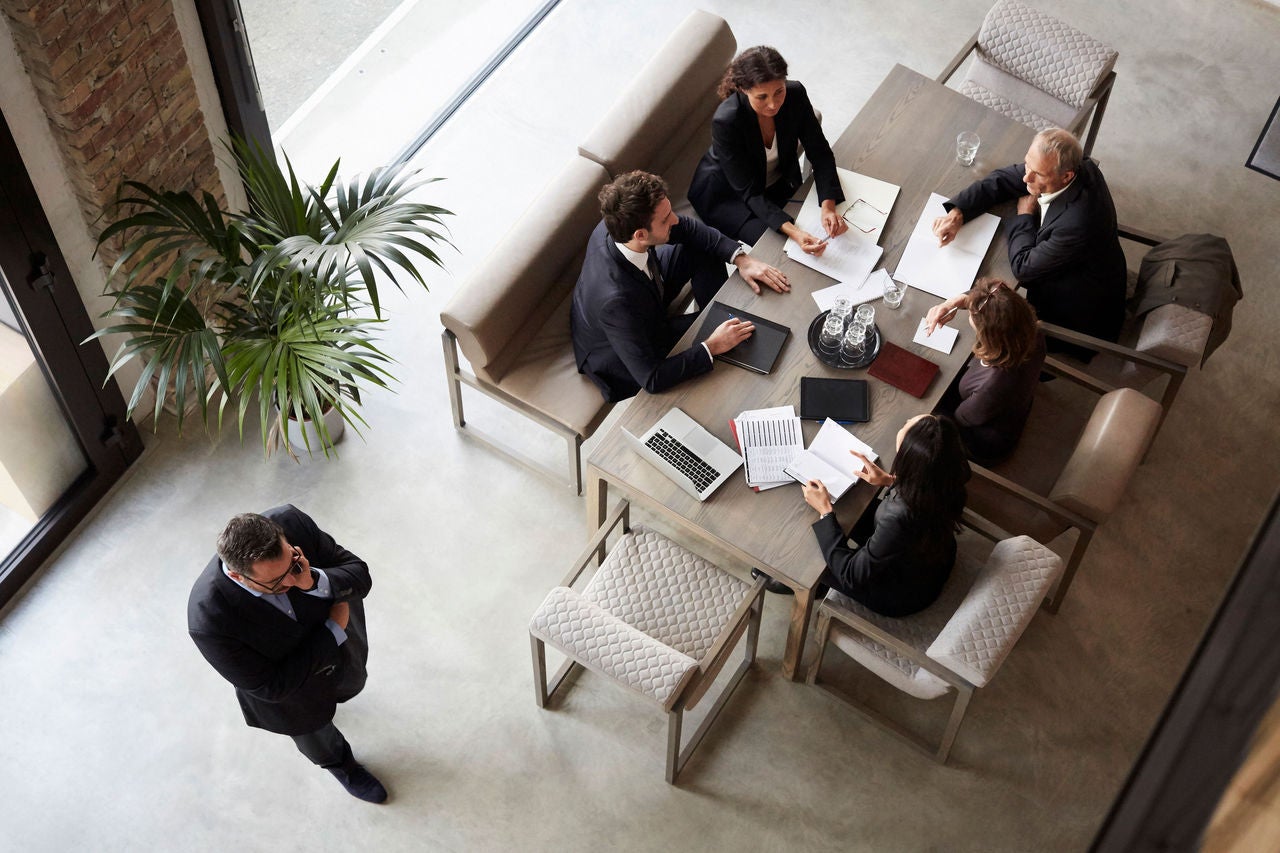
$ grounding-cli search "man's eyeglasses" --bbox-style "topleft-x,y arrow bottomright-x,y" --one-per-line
249,547 -> 305,593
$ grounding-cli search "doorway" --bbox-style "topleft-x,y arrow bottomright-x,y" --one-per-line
0,111 -> 143,605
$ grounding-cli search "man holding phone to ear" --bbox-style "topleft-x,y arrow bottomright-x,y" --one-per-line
188,505 -> 386,803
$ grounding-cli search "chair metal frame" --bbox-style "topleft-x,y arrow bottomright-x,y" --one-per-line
807,510 -> 1033,763
936,29 -> 1117,157
442,328 -> 604,494
530,499 -> 766,783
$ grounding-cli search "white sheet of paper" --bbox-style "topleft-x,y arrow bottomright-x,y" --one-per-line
793,167 -> 901,245
913,317 -> 959,354
811,270 -> 886,312
894,192 -> 1000,299
784,419 -> 879,501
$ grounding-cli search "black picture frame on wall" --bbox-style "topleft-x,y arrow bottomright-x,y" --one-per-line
1245,95 -> 1280,181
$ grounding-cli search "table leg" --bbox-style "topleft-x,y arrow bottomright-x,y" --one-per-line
781,585 -> 816,682
585,469 -> 608,562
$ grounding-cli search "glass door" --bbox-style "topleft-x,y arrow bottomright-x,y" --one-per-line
0,272 -> 89,561
0,111 -> 142,605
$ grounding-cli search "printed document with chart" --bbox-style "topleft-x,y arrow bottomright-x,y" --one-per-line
894,192 -> 1000,299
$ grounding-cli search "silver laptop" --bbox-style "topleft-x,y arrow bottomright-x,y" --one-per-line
622,408 -> 743,501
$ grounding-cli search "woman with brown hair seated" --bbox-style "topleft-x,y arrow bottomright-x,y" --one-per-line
796,414 -> 971,617
688,45 -> 846,254
926,278 -> 1047,464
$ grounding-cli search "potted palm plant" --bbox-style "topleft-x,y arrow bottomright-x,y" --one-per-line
91,139 -> 452,458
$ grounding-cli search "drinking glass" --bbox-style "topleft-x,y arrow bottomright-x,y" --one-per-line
840,323 -> 868,363
855,303 -> 875,331
819,313 -> 845,352
883,277 -> 905,309
830,296 -> 853,326
956,131 -> 980,167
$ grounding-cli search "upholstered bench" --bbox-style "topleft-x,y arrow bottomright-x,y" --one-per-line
439,11 -> 737,493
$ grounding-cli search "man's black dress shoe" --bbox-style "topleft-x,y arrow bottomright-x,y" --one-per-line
328,763 -> 389,803
751,568 -> 794,595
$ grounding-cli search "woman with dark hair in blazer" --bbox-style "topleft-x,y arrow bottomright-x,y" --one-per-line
798,414 -> 971,617
688,45 -> 847,253
927,278 -> 1047,464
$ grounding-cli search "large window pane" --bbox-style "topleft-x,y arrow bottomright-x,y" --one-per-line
240,0 -> 553,174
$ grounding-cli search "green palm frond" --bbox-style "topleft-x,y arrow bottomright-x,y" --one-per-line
90,134 -> 454,457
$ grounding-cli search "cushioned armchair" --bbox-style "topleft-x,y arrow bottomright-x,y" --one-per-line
1053,225 -> 1229,431
529,500 -> 765,783
965,324 -> 1165,612
808,512 -> 1062,763
937,0 -> 1118,156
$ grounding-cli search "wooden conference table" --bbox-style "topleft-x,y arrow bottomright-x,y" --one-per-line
584,65 -> 1037,681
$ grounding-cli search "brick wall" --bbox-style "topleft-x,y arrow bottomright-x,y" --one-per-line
1,0 -> 225,254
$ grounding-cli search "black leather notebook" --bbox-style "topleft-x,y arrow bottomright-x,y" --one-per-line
799,377 -> 870,422
693,301 -> 790,375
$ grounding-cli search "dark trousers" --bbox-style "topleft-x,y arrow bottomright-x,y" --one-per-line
654,240 -> 734,310
292,721 -> 353,769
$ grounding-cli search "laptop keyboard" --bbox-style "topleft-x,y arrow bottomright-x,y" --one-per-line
646,429 -> 722,493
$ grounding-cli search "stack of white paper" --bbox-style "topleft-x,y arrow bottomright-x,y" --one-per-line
793,167 -> 901,244
894,192 -> 1000,299
786,168 -> 899,285
732,406 -> 803,490
784,221 -> 882,285
783,419 -> 879,502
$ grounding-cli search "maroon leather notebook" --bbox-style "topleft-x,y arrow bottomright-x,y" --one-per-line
868,341 -> 939,398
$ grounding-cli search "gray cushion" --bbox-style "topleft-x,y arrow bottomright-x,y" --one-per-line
530,586 -> 699,709
976,0 -> 1117,108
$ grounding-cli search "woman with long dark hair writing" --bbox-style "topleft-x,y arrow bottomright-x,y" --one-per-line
801,414 -> 971,616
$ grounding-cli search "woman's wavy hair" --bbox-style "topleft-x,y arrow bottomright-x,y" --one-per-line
969,278 -> 1039,369
891,415 -> 970,531
717,46 -> 788,100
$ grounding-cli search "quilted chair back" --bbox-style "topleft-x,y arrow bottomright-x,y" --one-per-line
927,536 -> 1063,688
977,0 -> 1117,109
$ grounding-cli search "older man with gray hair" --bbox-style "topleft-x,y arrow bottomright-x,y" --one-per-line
933,128 -> 1126,357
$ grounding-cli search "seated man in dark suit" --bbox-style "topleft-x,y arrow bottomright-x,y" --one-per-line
571,170 -> 790,402
188,506 -> 387,803
932,128 -> 1126,359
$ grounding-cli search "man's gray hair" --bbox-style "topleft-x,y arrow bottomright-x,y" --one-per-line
1035,128 -> 1083,176
217,513 -> 285,575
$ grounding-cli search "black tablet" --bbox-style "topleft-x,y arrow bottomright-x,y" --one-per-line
799,377 -> 870,422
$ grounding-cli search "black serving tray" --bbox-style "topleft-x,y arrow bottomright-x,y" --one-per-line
806,310 -> 882,369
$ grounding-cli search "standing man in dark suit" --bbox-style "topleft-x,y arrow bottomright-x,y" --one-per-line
570,170 -> 789,403
932,128 -> 1126,357
188,505 -> 386,803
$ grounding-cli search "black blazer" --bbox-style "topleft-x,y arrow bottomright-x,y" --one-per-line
187,505 -> 371,736
812,493 -> 956,617
689,80 -> 843,237
570,217 -> 735,402
947,159 -> 1126,343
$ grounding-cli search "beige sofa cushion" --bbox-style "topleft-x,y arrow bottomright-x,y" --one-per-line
494,288 -> 614,437
440,156 -> 610,384
577,9 -> 735,202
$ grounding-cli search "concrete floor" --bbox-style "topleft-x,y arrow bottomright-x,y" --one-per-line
2,0 -> 1279,850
